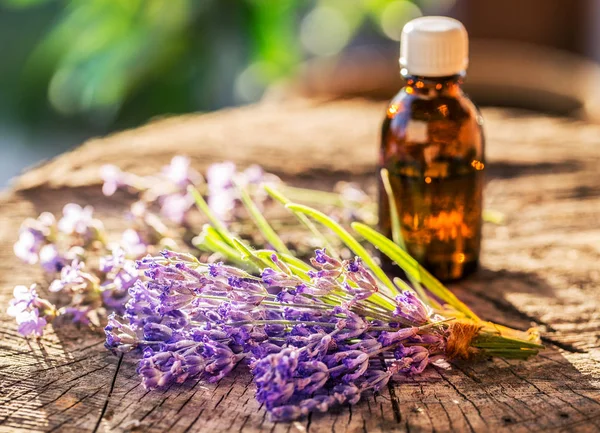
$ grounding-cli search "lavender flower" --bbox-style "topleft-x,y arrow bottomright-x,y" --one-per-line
100,248 -> 139,290
206,162 -> 280,221
57,203 -> 104,243
312,248 -> 342,269
105,313 -> 143,352
252,347 -> 299,408
162,155 -> 200,188
7,285 -> 38,318
159,193 -> 194,225
101,164 -> 125,196
138,351 -> 187,389
13,212 -> 56,265
203,338 -> 245,382
206,161 -> 237,221
120,229 -> 148,258
394,291 -> 433,325
7,284 -> 56,337
49,260 -> 99,293
99,248 -> 139,312
39,244 -> 65,273
15,309 -> 47,337
269,383 -> 363,421
62,306 -> 96,326
14,230 -> 44,264
393,345 -> 430,374
100,248 -> 125,273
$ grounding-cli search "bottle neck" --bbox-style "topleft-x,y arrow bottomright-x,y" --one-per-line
401,71 -> 464,96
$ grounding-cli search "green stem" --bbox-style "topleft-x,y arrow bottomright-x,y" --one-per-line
286,203 -> 398,307
351,222 -> 478,320
192,226 -> 253,270
380,168 -> 430,304
236,181 -> 291,255
188,185 -> 235,248
279,185 -> 346,207
231,238 -> 273,270
264,184 -> 340,259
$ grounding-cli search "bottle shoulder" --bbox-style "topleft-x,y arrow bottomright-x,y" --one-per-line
381,86 -> 485,165
386,87 -> 481,121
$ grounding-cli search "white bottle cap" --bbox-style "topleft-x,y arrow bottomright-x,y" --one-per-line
400,16 -> 468,77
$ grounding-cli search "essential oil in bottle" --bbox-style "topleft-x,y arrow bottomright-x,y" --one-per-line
378,16 -> 485,282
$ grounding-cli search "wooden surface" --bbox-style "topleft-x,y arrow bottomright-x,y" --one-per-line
1,100 -> 600,432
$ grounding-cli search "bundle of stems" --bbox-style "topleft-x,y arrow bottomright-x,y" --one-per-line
189,173 -> 543,361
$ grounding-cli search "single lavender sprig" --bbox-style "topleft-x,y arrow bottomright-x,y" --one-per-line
7,284 -> 57,337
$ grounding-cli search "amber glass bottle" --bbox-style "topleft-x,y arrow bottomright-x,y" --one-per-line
378,17 -> 485,281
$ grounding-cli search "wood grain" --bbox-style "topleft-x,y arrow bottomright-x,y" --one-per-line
1,101 -> 600,432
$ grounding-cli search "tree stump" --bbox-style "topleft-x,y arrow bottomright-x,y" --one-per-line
1,99 -> 600,432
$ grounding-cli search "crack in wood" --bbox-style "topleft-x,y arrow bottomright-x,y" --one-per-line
386,382 -> 402,423
92,353 -> 123,433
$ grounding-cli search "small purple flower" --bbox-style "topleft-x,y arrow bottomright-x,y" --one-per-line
159,193 -> 194,224
49,260 -> 98,293
202,338 -> 244,382
340,351 -> 369,382
101,164 -> 125,196
363,369 -> 392,392
252,347 -> 299,408
261,268 -> 303,288
105,313 -> 142,352
207,161 -> 236,191
39,244 -> 65,273
14,230 -> 44,265
100,248 -> 126,273
138,351 -> 185,389
13,213 -> 55,265
394,291 -> 432,325
113,260 -> 139,291
334,308 -> 368,339
208,262 -> 222,277
243,165 -> 264,184
378,327 -> 418,347
7,284 -> 38,318
143,322 -> 174,342
205,161 -> 280,222
206,162 -> 237,220
312,249 -> 341,269
121,229 -> 148,258
57,203 -> 103,242
294,361 -> 329,393
344,258 -> 379,298
393,345 -> 430,374
162,155 -> 200,188
15,309 -> 47,337
347,259 -> 360,273
269,383 -> 363,421
63,306 -> 94,325
7,285 -> 52,337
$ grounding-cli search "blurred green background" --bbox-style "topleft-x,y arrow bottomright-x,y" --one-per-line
3,0 -> 597,187
0,0 -> 455,186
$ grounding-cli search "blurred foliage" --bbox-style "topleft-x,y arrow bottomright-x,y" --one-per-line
0,0 -> 453,128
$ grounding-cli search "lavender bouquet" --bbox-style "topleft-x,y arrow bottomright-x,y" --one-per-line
8,157 -> 542,421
